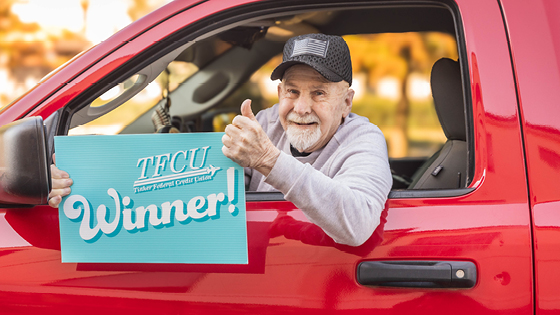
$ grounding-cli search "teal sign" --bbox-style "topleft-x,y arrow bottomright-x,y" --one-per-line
55,133 -> 247,264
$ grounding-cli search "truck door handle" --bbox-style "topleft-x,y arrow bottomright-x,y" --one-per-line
357,261 -> 476,288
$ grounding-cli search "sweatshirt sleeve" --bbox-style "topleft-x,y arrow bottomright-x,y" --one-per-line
264,132 -> 392,246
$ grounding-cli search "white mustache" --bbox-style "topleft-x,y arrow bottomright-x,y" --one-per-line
287,112 -> 320,124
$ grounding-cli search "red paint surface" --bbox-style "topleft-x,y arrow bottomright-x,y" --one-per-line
500,0 -> 560,314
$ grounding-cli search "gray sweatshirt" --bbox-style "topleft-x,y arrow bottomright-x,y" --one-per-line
246,104 -> 393,246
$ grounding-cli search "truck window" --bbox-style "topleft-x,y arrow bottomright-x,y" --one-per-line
65,4 -> 469,194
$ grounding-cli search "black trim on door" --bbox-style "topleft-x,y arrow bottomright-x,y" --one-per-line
357,260 -> 477,288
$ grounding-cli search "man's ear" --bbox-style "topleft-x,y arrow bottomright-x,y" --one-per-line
342,88 -> 355,118
277,82 -> 282,98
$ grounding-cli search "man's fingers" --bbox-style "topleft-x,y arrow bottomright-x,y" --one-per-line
222,133 -> 232,148
52,178 -> 73,189
49,153 -> 72,208
48,186 -> 71,208
49,187 -> 71,198
50,164 -> 69,179
224,123 -> 242,140
48,195 -> 62,208
240,99 -> 256,121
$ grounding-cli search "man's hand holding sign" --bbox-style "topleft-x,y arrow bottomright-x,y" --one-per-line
50,33 -> 392,251
49,156 -> 72,209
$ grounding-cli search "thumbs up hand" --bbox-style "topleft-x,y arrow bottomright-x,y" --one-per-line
222,99 -> 280,176
240,98 -> 257,121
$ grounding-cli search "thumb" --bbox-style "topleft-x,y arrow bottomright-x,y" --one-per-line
240,99 -> 256,121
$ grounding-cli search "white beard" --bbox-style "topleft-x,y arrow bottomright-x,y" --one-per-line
285,112 -> 322,152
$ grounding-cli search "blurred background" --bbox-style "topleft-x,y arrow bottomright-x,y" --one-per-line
1,1 -> 457,158
223,32 -> 458,158
0,0 -> 171,108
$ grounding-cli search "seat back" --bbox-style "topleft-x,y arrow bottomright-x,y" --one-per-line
409,58 -> 467,189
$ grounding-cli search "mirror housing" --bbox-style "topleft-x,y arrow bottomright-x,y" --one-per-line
0,117 -> 51,206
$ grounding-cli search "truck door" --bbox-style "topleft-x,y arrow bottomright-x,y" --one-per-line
500,0 -> 560,314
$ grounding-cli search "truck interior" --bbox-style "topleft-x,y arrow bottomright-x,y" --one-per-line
62,2 -> 471,196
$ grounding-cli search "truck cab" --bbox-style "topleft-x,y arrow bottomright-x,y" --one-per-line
0,0 -> 559,313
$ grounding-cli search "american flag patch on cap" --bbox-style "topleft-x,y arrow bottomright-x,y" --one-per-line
291,38 -> 329,58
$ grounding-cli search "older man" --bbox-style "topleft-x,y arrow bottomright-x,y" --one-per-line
221,33 -> 392,246
49,33 -> 392,246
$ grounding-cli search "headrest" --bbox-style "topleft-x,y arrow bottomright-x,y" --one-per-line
430,58 -> 466,141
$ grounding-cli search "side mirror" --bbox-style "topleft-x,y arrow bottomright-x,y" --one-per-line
0,117 -> 50,205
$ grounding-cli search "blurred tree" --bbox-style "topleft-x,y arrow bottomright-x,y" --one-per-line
128,0 -> 159,21
347,32 -> 457,157
0,0 -> 168,108
0,0 -> 43,106
0,1 -> 93,107
80,0 -> 89,35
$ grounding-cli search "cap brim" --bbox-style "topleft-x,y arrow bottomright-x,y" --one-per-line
270,60 -> 345,83
270,61 -> 303,81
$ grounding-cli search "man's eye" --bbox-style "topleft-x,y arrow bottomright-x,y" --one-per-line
314,91 -> 325,96
287,89 -> 299,95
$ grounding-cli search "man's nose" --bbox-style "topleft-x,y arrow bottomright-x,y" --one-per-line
293,95 -> 313,115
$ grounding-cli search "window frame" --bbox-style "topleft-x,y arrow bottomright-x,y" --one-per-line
54,0 -> 474,200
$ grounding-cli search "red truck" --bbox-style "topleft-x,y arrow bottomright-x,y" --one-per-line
0,0 -> 559,313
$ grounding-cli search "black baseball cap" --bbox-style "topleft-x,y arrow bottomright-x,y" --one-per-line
271,33 -> 352,86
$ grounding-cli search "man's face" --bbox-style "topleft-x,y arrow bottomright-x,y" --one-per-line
277,64 -> 354,153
